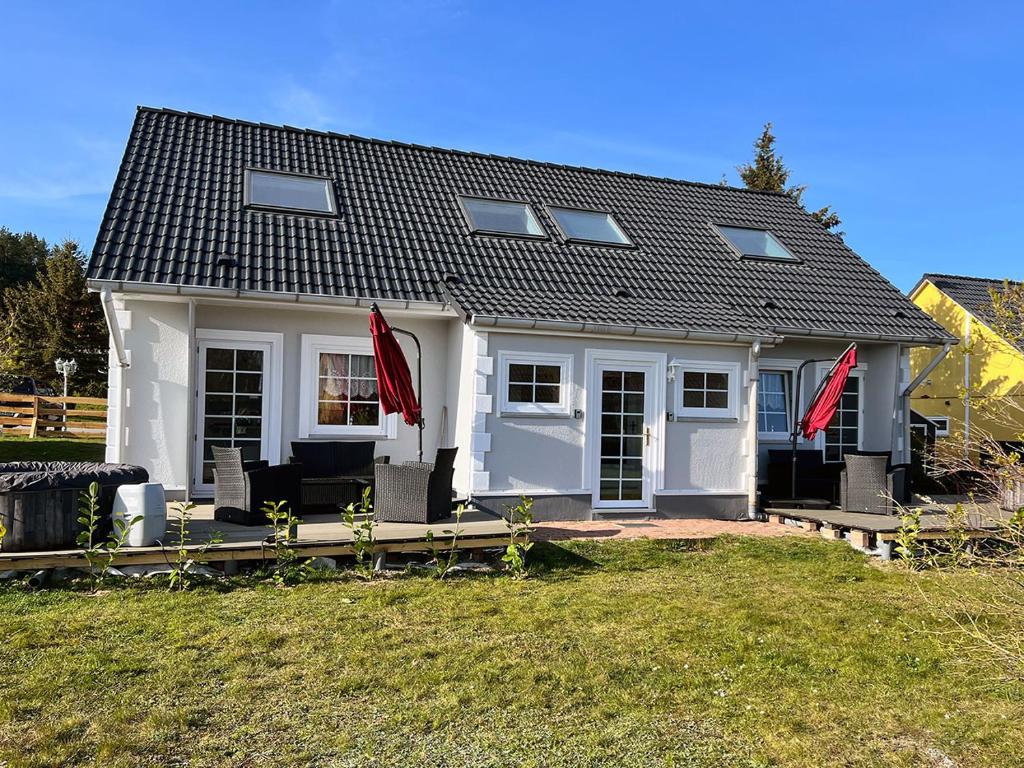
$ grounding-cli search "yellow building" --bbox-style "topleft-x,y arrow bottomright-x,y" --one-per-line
909,274 -> 1024,448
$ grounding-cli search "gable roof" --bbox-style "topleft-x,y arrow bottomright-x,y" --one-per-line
88,107 -> 953,345
915,273 -> 1022,351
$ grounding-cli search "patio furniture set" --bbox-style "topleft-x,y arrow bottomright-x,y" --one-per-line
763,449 -> 911,515
210,441 -> 458,525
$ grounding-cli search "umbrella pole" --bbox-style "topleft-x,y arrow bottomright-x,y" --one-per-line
790,346 -> 856,501
790,357 -> 832,499
391,326 -> 424,462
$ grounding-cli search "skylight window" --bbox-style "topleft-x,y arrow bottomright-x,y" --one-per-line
460,197 -> 545,237
246,169 -> 336,214
715,225 -> 797,261
549,207 -> 631,245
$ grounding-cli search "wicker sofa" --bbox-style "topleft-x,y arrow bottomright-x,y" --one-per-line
764,450 -> 843,505
289,441 -> 389,513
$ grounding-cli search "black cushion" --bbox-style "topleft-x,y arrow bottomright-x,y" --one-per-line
767,449 -> 823,470
290,441 -> 375,477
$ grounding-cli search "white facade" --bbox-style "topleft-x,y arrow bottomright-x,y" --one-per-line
104,292 -> 911,520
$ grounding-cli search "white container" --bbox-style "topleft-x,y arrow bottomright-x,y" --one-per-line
112,483 -> 167,547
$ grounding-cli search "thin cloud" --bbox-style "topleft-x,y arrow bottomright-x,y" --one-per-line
0,134 -> 119,201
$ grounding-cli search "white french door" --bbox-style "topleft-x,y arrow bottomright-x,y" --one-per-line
193,332 -> 282,495
587,353 -> 664,510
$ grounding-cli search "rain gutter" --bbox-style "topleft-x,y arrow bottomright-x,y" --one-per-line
87,279 -> 454,315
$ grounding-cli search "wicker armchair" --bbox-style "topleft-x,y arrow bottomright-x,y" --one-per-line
211,446 -> 303,526
374,447 -> 458,523
840,454 -> 904,515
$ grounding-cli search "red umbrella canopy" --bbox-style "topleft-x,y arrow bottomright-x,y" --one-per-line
800,344 -> 858,440
369,306 -> 421,427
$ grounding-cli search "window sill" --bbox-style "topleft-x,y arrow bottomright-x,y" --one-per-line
499,410 -> 572,419
673,414 -> 739,423
758,433 -> 793,442
302,426 -> 395,440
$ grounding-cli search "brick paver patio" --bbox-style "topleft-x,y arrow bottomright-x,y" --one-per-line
533,518 -> 813,542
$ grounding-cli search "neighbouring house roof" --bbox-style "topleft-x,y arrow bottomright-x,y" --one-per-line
916,273 -> 1023,351
88,107 -> 953,345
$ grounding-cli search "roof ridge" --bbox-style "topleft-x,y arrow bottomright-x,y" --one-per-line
923,272 -> 1021,285
135,105 -> 792,199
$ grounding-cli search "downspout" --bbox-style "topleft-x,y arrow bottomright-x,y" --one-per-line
963,315 -> 971,458
185,299 -> 196,499
891,345 -> 907,465
99,287 -> 129,463
746,339 -> 762,519
899,341 -> 953,465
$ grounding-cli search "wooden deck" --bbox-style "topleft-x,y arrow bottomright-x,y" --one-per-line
763,496 -> 1013,557
0,504 -> 512,571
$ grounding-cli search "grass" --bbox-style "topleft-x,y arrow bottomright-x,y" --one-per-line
0,436 -> 105,462
1,537 -> 1022,767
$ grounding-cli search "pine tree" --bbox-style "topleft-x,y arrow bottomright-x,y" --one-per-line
1,240 -> 108,395
737,122 -> 842,234
0,228 -> 48,309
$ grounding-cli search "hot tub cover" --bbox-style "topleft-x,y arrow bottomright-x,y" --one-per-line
0,462 -> 149,493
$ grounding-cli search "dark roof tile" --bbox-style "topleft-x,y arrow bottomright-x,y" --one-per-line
87,107 -> 953,343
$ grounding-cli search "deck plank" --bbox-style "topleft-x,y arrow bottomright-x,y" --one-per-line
0,504 -> 512,571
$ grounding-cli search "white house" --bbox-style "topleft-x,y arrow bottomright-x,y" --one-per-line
86,108 -> 953,520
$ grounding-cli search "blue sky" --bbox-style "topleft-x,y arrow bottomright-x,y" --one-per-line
1,0 -> 1021,291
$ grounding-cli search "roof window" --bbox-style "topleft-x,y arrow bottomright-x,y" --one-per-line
549,207 -> 631,245
246,169 -> 336,214
715,225 -> 796,262
460,197 -> 545,238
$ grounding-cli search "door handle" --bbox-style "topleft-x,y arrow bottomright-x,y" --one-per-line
645,426 -> 651,446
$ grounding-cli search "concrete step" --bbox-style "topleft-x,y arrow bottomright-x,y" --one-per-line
590,508 -> 663,521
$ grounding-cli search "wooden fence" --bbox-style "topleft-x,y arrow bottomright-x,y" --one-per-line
0,393 -> 107,438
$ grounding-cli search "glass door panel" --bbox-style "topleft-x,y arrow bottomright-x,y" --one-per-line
598,368 -> 647,503
197,344 -> 266,486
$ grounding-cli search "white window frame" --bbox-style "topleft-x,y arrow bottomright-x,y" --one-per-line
671,359 -> 741,420
192,329 -> 284,495
757,369 -> 793,441
928,416 -> 950,437
298,334 -> 397,439
757,358 -> 802,441
813,364 -> 865,463
497,351 -> 573,416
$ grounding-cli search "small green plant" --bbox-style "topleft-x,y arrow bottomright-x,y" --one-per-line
76,481 -> 141,589
263,500 -> 310,586
501,495 -> 534,579
425,503 -> 465,579
894,505 -> 922,567
166,500 -> 224,591
943,502 -> 971,568
341,486 -> 376,580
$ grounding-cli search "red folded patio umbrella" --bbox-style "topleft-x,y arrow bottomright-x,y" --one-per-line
799,343 -> 858,440
369,304 -> 423,458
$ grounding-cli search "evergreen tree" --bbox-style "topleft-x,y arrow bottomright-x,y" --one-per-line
1,240 -> 108,395
0,228 -> 48,308
737,122 -> 842,234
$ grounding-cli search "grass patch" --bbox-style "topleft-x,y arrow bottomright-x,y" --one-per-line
1,536 -> 1022,767
0,436 -> 105,462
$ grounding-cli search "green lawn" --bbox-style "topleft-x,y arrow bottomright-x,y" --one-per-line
0,436 -> 105,462
1,537 -> 1021,767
